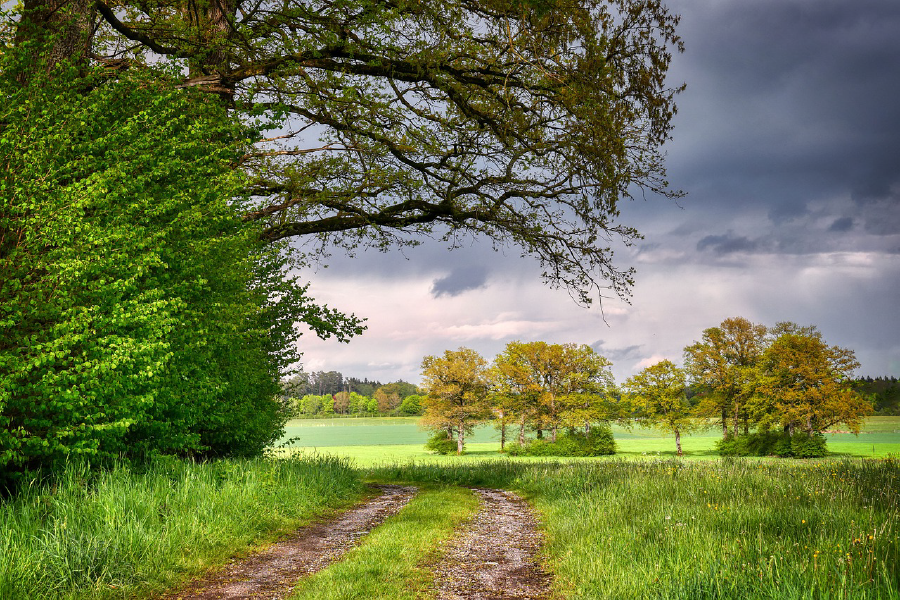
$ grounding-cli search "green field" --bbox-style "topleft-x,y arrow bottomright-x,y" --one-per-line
277,416 -> 900,465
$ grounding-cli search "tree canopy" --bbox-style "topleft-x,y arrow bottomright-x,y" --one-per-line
0,32 -> 362,484
421,347 -> 492,454
6,0 -> 684,304
624,359 -> 695,456
750,325 -> 871,436
493,340 -> 618,443
684,316 -> 768,439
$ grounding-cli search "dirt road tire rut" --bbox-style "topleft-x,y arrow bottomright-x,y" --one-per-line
161,484 -> 417,600
430,488 -> 552,600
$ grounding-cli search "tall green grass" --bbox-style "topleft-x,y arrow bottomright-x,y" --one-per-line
0,455 -> 362,599
369,457 -> 900,599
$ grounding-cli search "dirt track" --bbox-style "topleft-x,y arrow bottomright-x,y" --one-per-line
160,484 -> 551,600
160,484 -> 417,600
430,488 -> 552,600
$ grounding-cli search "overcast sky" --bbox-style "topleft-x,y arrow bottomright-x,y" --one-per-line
293,0 -> 900,385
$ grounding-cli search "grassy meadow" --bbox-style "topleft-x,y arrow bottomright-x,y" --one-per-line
368,458 -> 900,599
2,417 -> 898,599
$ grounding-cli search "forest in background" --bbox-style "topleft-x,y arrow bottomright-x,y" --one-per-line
280,372 -> 424,418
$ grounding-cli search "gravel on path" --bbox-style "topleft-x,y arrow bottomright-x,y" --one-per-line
430,487 -> 552,600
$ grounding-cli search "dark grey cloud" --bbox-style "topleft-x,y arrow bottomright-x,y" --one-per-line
591,341 -> 644,363
662,0 -> 900,228
829,217 -> 854,232
862,198 -> 900,236
696,232 -> 760,254
430,266 -> 489,298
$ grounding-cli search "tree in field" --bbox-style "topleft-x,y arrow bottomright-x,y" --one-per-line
624,360 -> 696,456
6,0 -> 683,306
493,341 -> 619,443
493,343 -> 545,444
684,317 -> 767,439
555,346 -> 621,434
421,348 -> 492,455
749,325 -> 872,435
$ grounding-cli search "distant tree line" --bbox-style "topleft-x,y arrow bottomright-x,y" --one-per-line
281,372 -> 423,418
853,377 -> 900,415
420,318 -> 875,458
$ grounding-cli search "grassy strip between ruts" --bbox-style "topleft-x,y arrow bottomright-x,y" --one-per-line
289,484 -> 479,600
368,458 -> 900,599
0,455 -> 363,600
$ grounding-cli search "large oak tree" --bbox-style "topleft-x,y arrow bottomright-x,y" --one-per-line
624,359 -> 695,456
750,324 -> 872,436
421,347 -> 492,454
684,316 -> 768,439
5,0 -> 683,304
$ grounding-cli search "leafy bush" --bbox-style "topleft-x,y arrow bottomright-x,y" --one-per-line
505,427 -> 616,457
788,432 -> 828,458
716,432 -> 828,458
0,40 -> 362,487
425,432 -> 460,455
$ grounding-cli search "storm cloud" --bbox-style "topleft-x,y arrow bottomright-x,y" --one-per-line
295,0 -> 900,383
430,266 -> 490,298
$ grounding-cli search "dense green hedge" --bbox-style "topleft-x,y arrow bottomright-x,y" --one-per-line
425,432 -> 461,455
716,432 -> 828,458
506,427 -> 617,457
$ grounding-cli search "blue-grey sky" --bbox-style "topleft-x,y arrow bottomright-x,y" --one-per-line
294,0 -> 900,384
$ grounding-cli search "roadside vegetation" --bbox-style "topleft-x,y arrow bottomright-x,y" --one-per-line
0,455 -> 361,600
2,426 -> 898,599
370,457 -> 900,600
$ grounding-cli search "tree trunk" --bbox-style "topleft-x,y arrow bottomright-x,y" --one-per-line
675,429 -> 682,457
536,428 -> 543,439
16,0 -> 96,79
499,416 -> 506,451
549,393 -> 556,442
457,421 -> 465,455
183,0 -> 237,101
722,408 -> 729,439
518,415 -> 526,445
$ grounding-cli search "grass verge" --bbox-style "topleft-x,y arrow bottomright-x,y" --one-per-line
0,454 -> 362,600
368,458 -> 900,599
289,484 -> 480,600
